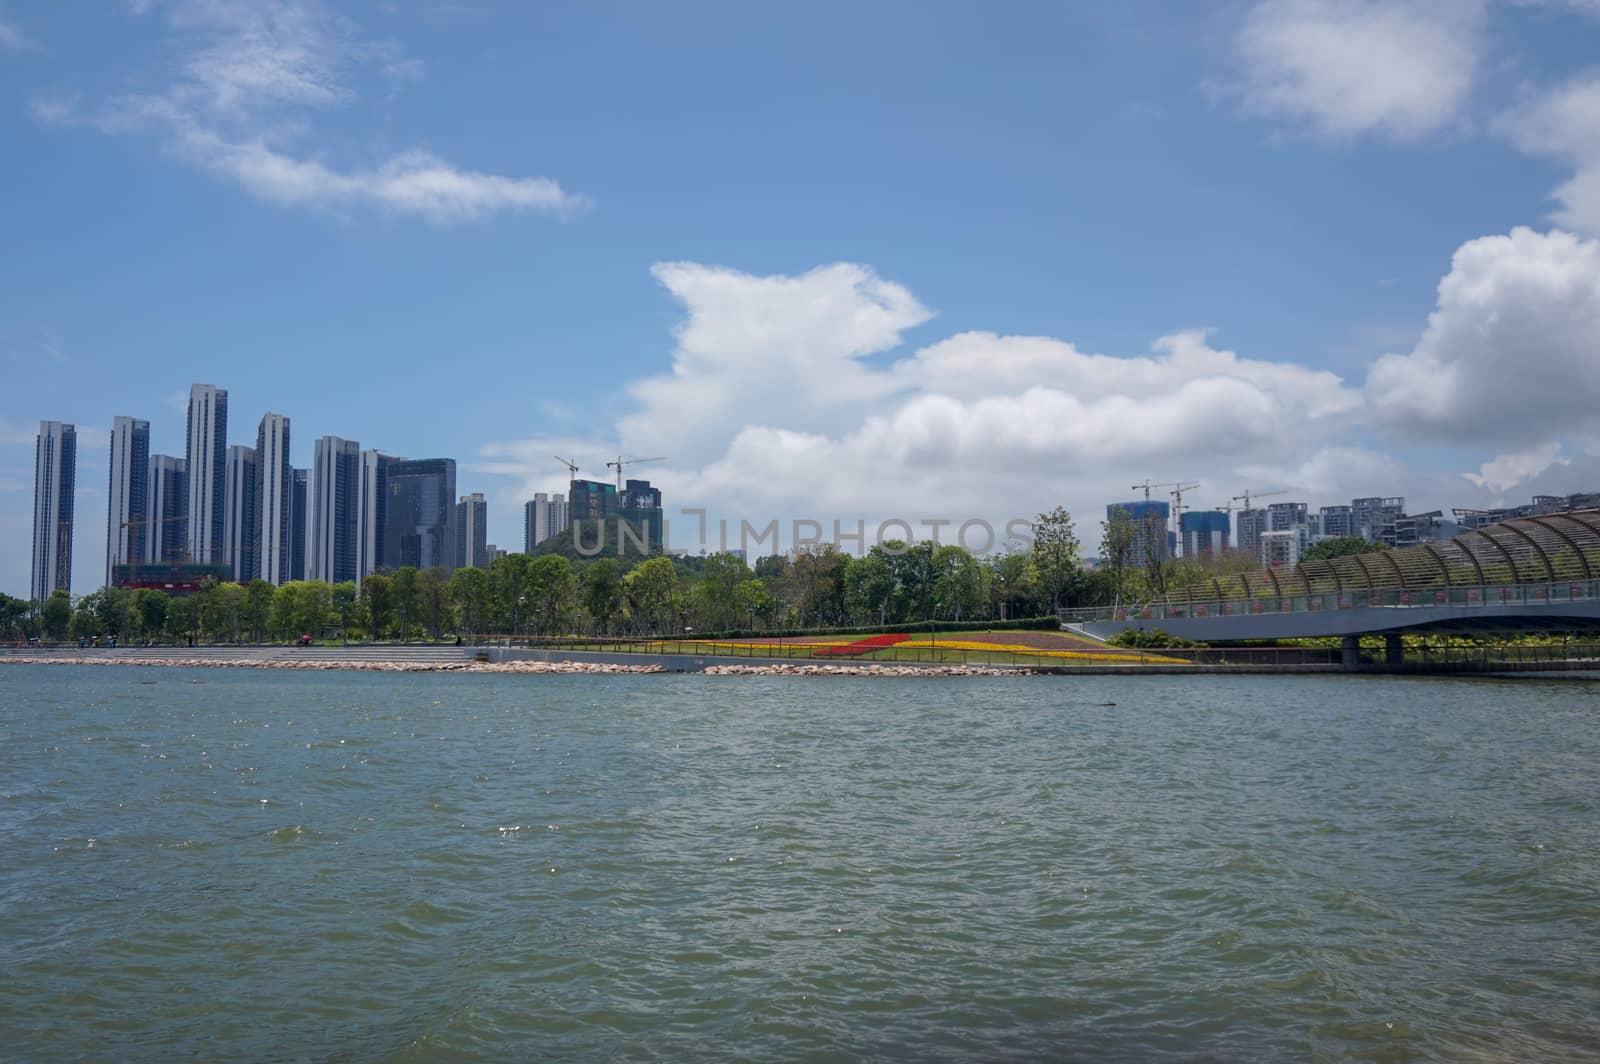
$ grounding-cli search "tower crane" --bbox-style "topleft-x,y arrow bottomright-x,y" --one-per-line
1231,488 -> 1289,511
1167,481 -> 1200,557
554,455 -> 581,483
606,455 -> 666,494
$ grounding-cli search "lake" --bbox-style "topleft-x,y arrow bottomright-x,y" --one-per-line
1,665 -> 1596,1060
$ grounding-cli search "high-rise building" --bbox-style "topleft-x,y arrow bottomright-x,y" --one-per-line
1235,508 -> 1269,554
384,459 -> 456,571
310,436 -> 361,584
569,479 -> 617,522
456,492 -> 487,570
106,416 -> 150,587
1107,500 -> 1169,569
524,492 -> 569,551
290,468 -> 309,582
1267,502 -> 1307,531
1352,497 -> 1404,541
621,479 -> 664,551
31,420 -> 76,601
255,413 -> 293,585
145,455 -> 187,566
485,544 -> 507,563
223,445 -> 258,582
1320,505 -> 1355,539
184,383 -> 228,564
1179,510 -> 1230,556
1260,529 -> 1300,569
358,450 -> 397,581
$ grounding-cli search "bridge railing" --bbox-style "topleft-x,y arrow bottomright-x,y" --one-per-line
1060,578 -> 1600,626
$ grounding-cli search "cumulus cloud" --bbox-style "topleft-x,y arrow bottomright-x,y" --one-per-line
1232,0 -> 1485,140
1496,73 -> 1600,235
34,0 -> 586,222
1463,441 -> 1568,492
617,263 -> 934,462
1366,227 -> 1600,444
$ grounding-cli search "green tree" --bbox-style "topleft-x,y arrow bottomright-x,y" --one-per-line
70,594 -> 102,641
450,567 -> 492,640
987,551 -> 1037,620
527,555 -> 576,635
0,592 -> 29,640
488,554 -> 529,637
244,580 -> 274,642
331,581 -> 358,639
1303,536 -> 1385,562
200,581 -> 247,642
1032,506 -> 1081,611
932,544 -> 985,621
695,552 -> 751,631
1100,508 -> 1137,607
417,567 -> 453,639
166,594 -> 199,644
621,556 -> 679,634
41,589 -> 72,641
391,567 -> 420,642
292,581 -> 333,640
582,558 -> 622,634
360,573 -> 394,640
843,552 -> 894,625
132,588 -> 169,642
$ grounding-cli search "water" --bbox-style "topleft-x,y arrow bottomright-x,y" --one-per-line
1,665 -> 1597,1062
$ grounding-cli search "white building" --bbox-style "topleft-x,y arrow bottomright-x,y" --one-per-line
32,420 -> 77,601
1260,529 -> 1300,570
524,492 -> 569,552
223,444 -> 257,582
106,416 -> 149,586
184,383 -> 228,564
456,492 -> 487,569
310,436 -> 361,584
145,455 -> 186,566
255,413 -> 293,585
357,450 -> 396,582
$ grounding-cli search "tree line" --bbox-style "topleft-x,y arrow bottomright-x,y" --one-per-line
2,508 -> 1384,644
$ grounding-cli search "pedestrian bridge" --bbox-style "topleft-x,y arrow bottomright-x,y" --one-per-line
1065,508 -> 1600,648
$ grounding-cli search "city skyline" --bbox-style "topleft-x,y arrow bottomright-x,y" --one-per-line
7,3 -> 1600,596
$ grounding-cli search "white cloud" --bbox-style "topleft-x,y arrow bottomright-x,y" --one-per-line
1463,441 -> 1568,492
1366,227 -> 1600,444
35,0 -> 583,223
0,17 -> 34,52
617,263 -> 934,462
1496,73 -> 1600,235
1232,0 -> 1485,140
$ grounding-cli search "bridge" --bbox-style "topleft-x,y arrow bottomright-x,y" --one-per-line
1064,508 -> 1600,666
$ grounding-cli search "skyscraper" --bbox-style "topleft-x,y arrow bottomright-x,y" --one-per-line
145,455 -> 187,566
569,479 -> 617,522
224,445 -> 258,582
31,420 -> 76,601
1179,510 -> 1230,556
384,459 -> 456,571
106,416 -> 150,587
456,492 -> 487,570
622,479 -> 664,550
290,468 -> 308,582
310,436 -> 361,584
1106,500 -> 1169,570
184,383 -> 228,564
524,492 -> 569,552
358,450 -> 397,581
1235,508 -> 1269,554
255,413 -> 293,585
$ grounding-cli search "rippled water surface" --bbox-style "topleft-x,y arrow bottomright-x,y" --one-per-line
2,665 -> 1597,1061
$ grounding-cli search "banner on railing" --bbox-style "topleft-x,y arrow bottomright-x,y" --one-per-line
1468,588 -> 1481,603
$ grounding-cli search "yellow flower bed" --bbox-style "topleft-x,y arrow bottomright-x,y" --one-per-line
897,639 -> 1191,665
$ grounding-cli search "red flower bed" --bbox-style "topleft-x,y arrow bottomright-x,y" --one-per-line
812,633 -> 911,657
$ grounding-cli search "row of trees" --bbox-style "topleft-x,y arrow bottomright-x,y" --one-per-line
3,509 -> 1389,644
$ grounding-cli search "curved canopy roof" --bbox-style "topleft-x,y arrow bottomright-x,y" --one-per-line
1167,508 -> 1600,605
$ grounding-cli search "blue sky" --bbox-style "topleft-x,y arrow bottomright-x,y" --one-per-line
4,0 -> 1600,596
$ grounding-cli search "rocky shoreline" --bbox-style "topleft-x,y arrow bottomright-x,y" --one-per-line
0,655 -> 1031,677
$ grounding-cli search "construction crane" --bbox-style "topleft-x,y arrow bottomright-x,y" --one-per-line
1232,488 -> 1289,511
1168,481 -> 1200,557
606,455 -> 665,494
554,455 -> 581,483
1130,479 -> 1176,502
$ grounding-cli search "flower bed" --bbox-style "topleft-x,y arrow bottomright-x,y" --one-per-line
812,633 -> 912,657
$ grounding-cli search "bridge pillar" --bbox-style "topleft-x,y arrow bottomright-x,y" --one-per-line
1341,636 -> 1359,669
1385,634 -> 1404,665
